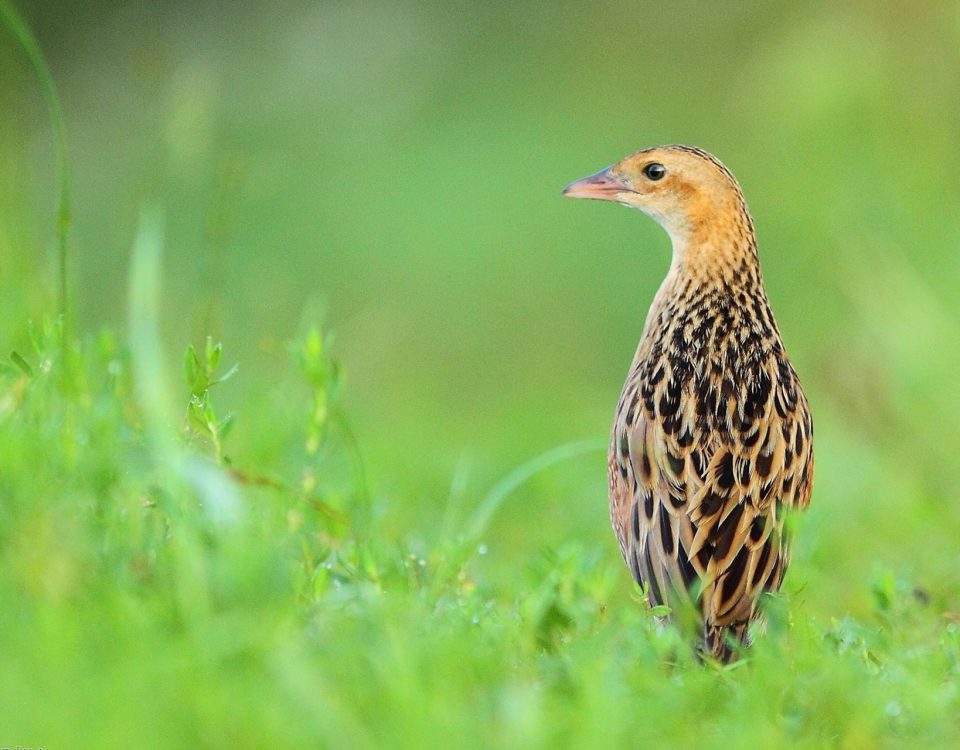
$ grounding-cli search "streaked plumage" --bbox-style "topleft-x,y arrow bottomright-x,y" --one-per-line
564,145 -> 813,662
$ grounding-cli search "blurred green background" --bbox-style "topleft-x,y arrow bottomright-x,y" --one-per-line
3,2 -> 960,743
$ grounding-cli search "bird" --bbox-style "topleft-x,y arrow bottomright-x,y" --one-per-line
563,145 -> 813,662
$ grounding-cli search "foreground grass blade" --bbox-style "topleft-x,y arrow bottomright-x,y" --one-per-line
127,209 -> 242,527
0,0 -> 71,322
463,437 -> 606,545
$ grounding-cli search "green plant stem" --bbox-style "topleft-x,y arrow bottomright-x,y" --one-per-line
463,437 -> 606,546
0,0 -> 71,325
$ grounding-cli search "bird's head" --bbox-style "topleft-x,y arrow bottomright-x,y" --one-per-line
563,145 -> 748,245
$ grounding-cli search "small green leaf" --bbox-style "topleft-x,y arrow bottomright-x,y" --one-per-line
203,399 -> 218,425
206,336 -> 221,371
184,344 -> 202,390
219,413 -> 235,439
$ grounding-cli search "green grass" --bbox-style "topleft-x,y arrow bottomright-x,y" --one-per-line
3,1 -> 960,748
0,225 -> 958,749
1,289 -> 958,749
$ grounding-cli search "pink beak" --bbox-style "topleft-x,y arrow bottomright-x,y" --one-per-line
562,167 -> 628,201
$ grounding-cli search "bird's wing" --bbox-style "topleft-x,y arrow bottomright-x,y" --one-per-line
610,411 -> 699,610
612,353 -> 814,628
686,354 -> 814,627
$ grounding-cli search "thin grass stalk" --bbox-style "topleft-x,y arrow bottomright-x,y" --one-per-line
0,1 -> 71,326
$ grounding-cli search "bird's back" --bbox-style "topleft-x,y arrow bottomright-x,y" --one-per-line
608,267 -> 813,662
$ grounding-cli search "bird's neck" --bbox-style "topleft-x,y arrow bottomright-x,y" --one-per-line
635,199 -> 783,367
663,203 -> 764,297
640,219 -> 769,345
637,228 -> 779,367
668,237 -> 762,291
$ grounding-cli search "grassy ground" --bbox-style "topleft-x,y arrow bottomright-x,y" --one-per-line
2,257 -> 959,749
3,2 -> 960,748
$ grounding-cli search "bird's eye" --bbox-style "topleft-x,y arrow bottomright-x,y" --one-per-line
642,163 -> 666,181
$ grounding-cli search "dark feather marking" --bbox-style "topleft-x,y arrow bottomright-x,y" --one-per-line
756,451 -> 773,478
629,545 -> 642,583
669,490 -> 686,509
691,450 -> 707,480
717,453 -> 735,490
640,452 -> 652,479
659,393 -> 678,418
766,554 -> 784,590
667,451 -> 684,477
760,481 -> 777,505
644,544 -> 664,606
701,490 -> 723,516
659,503 -> 675,557
736,459 -> 751,486
722,545 -> 750,603
696,545 -> 713,569
712,504 -> 744,561
678,544 -> 697,588
752,542 -> 772,587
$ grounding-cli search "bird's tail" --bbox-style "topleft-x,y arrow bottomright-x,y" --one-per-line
700,621 -> 750,664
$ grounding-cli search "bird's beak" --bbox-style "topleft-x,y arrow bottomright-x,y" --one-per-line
562,167 -> 629,201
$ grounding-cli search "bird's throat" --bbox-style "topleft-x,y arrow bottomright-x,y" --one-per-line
667,221 -> 762,293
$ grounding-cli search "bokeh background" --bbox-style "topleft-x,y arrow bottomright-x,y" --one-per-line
3,0 -> 960,628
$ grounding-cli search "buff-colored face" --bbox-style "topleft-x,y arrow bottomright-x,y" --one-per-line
563,146 -> 743,242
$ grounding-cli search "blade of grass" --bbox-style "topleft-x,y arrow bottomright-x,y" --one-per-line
463,437 -> 606,546
0,0 -> 71,324
127,208 -> 179,461
430,437 -> 605,594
